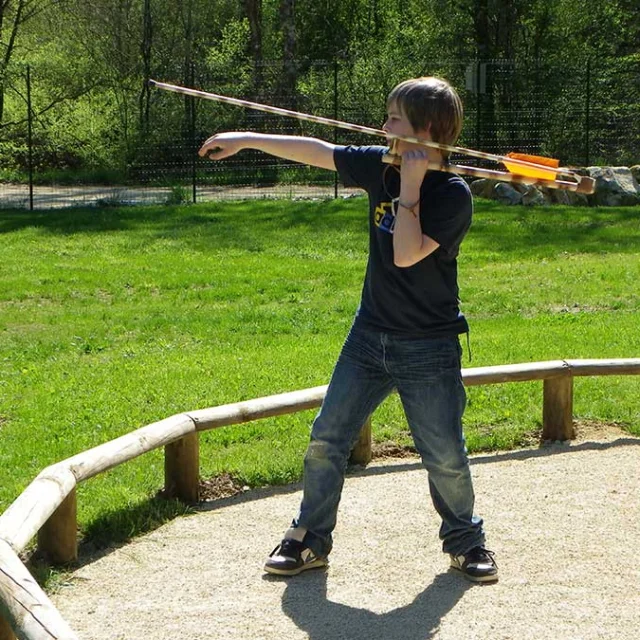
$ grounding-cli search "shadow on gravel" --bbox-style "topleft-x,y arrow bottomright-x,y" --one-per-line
270,569 -> 473,640
196,435 -> 640,514
470,436 -> 640,466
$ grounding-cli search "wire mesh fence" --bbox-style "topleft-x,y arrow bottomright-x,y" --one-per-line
1,57 -> 638,210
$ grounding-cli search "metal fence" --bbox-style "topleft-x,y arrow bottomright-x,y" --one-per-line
1,57 -> 638,209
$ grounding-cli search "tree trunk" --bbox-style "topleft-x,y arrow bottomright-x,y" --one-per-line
139,0 -> 152,135
0,0 -> 26,125
241,0 -> 263,95
181,0 -> 194,139
473,0 -> 497,153
279,0 -> 297,131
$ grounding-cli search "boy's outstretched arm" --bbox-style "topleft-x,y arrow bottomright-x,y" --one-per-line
198,132 -> 336,171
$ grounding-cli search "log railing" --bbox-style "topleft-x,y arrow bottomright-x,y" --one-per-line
1,358 -> 639,640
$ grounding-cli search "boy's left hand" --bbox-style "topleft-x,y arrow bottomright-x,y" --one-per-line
400,149 -> 430,189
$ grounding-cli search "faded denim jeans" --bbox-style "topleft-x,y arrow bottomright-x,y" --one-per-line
294,323 -> 485,558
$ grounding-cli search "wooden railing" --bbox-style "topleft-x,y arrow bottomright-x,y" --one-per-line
1,358 -> 639,640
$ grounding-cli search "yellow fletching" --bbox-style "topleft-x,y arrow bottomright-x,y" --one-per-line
503,152 -> 560,180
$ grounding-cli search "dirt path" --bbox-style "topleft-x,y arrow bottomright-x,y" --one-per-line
0,184 -> 351,209
52,425 -> 640,640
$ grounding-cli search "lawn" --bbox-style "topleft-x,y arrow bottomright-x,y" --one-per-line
1,197 -> 639,546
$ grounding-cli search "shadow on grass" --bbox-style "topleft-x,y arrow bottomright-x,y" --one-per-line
468,203 -> 640,256
0,200 -> 368,261
0,204 -> 221,235
2,199 -> 639,257
0,199 -> 354,233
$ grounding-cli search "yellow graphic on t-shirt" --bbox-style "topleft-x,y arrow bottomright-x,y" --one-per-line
374,200 -> 396,234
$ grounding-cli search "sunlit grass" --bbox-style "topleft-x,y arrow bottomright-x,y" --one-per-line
1,198 -> 639,545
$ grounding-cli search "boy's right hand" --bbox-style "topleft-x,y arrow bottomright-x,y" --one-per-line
199,132 -> 253,160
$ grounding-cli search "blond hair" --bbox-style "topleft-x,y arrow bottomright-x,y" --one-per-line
387,77 -> 463,158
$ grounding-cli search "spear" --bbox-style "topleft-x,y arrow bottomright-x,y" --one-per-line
149,79 -> 595,195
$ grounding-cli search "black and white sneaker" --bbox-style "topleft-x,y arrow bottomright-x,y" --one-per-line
450,547 -> 498,583
264,538 -> 328,576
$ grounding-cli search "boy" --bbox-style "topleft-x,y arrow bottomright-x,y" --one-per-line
199,76 -> 497,583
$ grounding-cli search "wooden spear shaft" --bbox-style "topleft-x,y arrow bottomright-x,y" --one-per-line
149,79 -> 595,194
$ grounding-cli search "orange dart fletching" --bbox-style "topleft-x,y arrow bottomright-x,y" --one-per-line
503,152 -> 560,180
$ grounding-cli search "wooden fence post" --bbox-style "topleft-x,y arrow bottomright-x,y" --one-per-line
37,487 -> 77,565
0,615 -> 16,640
349,416 -> 372,465
542,375 -> 575,441
164,432 -> 200,503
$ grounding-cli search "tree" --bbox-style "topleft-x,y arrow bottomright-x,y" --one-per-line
279,0 -> 295,101
0,0 -> 64,124
241,0 -> 263,92
139,0 -> 152,134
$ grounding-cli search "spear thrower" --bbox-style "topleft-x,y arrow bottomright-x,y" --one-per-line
149,79 -> 595,195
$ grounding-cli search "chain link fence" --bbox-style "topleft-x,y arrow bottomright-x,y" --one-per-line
1,57 -> 638,209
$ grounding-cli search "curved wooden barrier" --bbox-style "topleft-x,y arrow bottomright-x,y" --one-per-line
1,359 -> 639,640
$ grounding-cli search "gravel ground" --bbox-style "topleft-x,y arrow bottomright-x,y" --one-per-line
0,184 -> 353,209
52,424 -> 640,640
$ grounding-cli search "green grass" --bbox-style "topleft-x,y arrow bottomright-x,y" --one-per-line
1,197 -> 639,548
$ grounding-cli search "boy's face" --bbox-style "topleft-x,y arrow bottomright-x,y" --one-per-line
383,101 -> 431,154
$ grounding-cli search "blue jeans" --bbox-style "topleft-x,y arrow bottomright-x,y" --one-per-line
294,324 -> 485,557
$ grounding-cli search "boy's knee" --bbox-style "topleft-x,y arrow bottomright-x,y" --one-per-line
305,439 -> 334,460
417,444 -> 469,476
305,438 -> 349,463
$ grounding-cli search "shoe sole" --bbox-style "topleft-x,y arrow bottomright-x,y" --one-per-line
264,558 -> 328,576
450,565 -> 499,583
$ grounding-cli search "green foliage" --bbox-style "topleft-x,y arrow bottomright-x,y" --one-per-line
165,184 -> 191,204
1,0 -> 638,178
206,19 -> 252,81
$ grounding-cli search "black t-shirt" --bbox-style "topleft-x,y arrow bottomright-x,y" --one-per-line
334,144 -> 472,337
